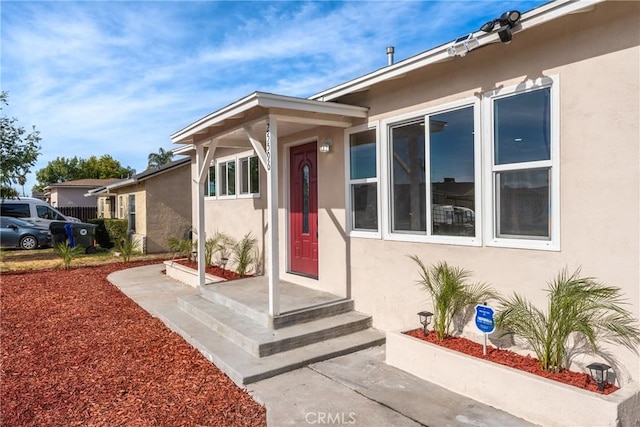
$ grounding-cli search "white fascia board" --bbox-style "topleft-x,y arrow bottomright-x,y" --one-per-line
171,92 -> 368,144
310,0 -> 605,102
104,178 -> 136,191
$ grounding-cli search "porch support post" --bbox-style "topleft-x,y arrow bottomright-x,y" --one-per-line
195,140 -> 217,288
266,117 -> 280,316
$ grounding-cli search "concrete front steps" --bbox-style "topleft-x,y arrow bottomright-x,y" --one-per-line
157,279 -> 385,385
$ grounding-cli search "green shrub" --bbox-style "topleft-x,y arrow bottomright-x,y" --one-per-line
168,236 -> 195,260
88,218 -> 112,249
409,256 -> 498,341
233,232 -> 258,276
496,268 -> 640,373
118,236 -> 138,262
104,219 -> 128,248
54,242 -> 84,269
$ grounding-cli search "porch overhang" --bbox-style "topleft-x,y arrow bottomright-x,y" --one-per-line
173,91 -> 368,317
171,91 -> 368,146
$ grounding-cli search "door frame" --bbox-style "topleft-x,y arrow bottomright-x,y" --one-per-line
285,137 -> 319,278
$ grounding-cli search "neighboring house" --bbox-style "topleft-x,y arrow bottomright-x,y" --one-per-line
172,0 -> 639,395
44,178 -> 119,208
89,158 -> 192,253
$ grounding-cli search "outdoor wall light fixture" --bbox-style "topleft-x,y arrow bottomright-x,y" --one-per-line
319,138 -> 333,153
480,10 -> 522,44
587,362 -> 611,392
418,311 -> 433,336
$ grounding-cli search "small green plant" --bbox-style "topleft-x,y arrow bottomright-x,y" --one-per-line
168,236 -> 195,261
117,236 -> 138,262
212,231 -> 235,266
496,268 -> 640,373
233,232 -> 258,276
54,242 -> 84,269
203,231 -> 233,267
409,256 -> 498,341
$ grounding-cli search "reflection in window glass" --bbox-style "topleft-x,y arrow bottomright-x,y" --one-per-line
349,128 -> 378,232
208,165 -> 216,196
497,169 -> 549,238
352,183 -> 378,230
495,88 -> 551,165
302,165 -> 310,234
220,163 -> 228,196
430,107 -> 475,236
350,129 -> 376,180
391,120 -> 426,233
240,158 -> 249,194
227,161 -> 236,196
250,156 -> 259,194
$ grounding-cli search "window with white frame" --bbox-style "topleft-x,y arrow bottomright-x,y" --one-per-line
239,155 -> 260,195
388,103 -> 478,240
347,127 -> 378,233
219,159 -> 236,197
486,78 -> 558,249
208,154 -> 260,199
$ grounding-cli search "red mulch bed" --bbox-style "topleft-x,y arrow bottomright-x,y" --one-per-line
405,328 -> 617,395
1,261 -> 266,426
175,260 -> 253,281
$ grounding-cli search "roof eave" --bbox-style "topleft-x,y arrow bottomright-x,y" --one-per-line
309,0 -> 605,102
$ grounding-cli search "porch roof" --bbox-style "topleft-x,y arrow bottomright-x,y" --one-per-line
170,91 -> 368,147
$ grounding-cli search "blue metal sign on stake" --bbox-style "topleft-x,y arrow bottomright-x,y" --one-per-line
475,304 -> 495,355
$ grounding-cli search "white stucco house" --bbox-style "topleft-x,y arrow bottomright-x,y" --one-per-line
171,0 -> 639,424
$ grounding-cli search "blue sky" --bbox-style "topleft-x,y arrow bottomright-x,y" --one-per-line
1,0 -> 547,193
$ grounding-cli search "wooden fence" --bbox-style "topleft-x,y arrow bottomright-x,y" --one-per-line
58,206 -> 98,223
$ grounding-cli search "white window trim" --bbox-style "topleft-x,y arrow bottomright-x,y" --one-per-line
482,75 -> 560,251
207,150 -> 261,200
345,122 -> 381,239
381,97 -> 482,247
238,153 -> 261,199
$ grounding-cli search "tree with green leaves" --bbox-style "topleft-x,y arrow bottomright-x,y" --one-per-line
0,91 -> 41,196
33,155 -> 132,192
147,147 -> 173,169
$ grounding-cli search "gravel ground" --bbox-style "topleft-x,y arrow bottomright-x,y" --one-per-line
1,261 -> 266,426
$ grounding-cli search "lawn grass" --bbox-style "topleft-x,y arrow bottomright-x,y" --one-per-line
0,247 -> 169,271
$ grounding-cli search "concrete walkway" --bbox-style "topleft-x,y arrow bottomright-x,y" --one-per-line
109,264 -> 535,427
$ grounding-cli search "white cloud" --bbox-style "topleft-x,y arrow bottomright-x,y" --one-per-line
1,0 -> 545,191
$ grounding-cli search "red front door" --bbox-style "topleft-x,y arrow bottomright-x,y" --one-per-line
289,142 -> 318,278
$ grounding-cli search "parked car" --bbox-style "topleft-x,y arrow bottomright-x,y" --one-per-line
0,197 -> 80,227
0,216 -> 52,250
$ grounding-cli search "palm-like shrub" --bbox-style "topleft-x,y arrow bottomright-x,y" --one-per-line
233,232 -> 258,276
54,242 -> 84,269
495,268 -> 640,373
118,236 -> 138,262
410,256 -> 498,340
168,236 -> 195,261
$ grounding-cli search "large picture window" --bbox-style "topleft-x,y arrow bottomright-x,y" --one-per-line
348,127 -> 378,233
388,104 -> 477,240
